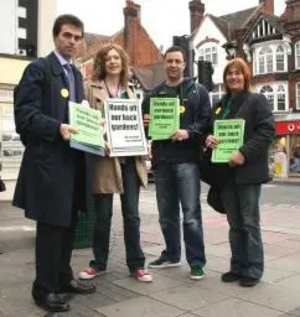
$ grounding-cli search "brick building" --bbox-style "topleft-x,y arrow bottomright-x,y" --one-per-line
77,0 -> 164,98
190,0 -> 300,177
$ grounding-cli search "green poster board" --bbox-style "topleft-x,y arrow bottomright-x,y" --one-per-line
148,98 -> 180,140
212,119 -> 245,163
69,102 -> 104,156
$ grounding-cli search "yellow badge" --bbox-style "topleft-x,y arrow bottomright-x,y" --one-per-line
61,88 -> 69,98
215,107 -> 222,115
179,106 -> 186,114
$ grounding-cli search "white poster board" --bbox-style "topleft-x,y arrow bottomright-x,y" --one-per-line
104,99 -> 147,157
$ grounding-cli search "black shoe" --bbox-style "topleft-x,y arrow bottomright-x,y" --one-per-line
148,258 -> 181,269
239,276 -> 260,287
60,279 -> 96,294
221,272 -> 242,283
34,292 -> 70,312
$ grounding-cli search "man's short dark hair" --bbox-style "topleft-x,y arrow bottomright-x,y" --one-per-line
52,14 -> 84,38
164,45 -> 186,62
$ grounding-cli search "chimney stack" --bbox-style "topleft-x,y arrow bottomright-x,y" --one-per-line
123,0 -> 141,64
189,0 -> 205,34
259,0 -> 274,15
285,0 -> 300,22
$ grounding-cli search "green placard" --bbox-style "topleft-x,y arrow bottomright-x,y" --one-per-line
69,101 -> 104,148
148,98 -> 180,140
212,119 -> 245,163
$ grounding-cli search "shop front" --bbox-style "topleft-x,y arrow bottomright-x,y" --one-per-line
0,86 -> 24,180
273,120 -> 300,178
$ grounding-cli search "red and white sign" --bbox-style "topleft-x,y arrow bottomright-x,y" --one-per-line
275,121 -> 300,135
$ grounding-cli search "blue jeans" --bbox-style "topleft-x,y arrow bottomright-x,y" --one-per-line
91,159 -> 145,272
291,157 -> 300,172
154,163 -> 206,267
220,180 -> 263,279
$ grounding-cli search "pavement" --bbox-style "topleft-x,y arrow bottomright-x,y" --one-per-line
1,182 -> 300,317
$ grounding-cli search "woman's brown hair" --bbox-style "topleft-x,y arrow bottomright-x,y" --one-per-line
93,43 -> 130,88
223,58 -> 252,94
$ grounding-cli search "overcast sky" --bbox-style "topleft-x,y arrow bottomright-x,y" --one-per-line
57,0 -> 285,50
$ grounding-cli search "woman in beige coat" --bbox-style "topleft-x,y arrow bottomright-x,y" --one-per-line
79,43 -> 152,282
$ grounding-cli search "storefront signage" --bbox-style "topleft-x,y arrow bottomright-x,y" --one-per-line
275,121 -> 300,135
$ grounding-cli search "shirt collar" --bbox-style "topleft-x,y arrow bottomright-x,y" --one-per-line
54,51 -> 72,67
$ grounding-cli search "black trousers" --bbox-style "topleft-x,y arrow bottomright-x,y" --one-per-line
32,151 -> 84,297
32,212 -> 78,296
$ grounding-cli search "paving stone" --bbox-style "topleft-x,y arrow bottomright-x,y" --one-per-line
266,253 -> 300,273
262,267 -> 295,285
273,273 -> 300,292
113,274 -> 185,296
150,284 -> 228,311
95,296 -> 184,317
1,186 -> 300,317
264,244 -> 298,261
192,297 -> 284,317
190,272 -> 244,297
235,282 -> 300,312
143,245 -> 164,257
0,284 -> 43,317
283,306 -> 300,317
205,243 -> 231,257
204,256 -> 230,274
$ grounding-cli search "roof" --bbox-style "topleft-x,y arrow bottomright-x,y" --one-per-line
77,32 -> 112,60
84,32 -> 110,47
242,11 -> 286,42
200,6 -> 262,41
221,6 -> 261,30
132,62 -> 165,91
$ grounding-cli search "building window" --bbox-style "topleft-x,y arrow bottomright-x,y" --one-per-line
18,7 -> 27,18
258,47 -> 273,74
199,46 -> 218,66
295,42 -> 300,69
18,27 -> 27,39
277,84 -> 286,111
259,83 -> 288,112
255,44 -> 287,75
276,45 -> 285,71
209,84 -> 224,106
296,82 -> 300,110
260,85 -> 274,110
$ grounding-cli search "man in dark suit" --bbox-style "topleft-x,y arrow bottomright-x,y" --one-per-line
13,15 -> 95,313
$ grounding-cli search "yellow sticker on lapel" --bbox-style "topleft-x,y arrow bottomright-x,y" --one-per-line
61,88 -> 69,98
179,106 -> 186,114
215,107 -> 222,115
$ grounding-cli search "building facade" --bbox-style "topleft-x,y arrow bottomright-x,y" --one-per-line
0,0 -> 56,179
190,0 -> 300,178
77,0 -> 164,100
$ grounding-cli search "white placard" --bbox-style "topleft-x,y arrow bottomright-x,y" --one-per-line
104,98 -> 148,157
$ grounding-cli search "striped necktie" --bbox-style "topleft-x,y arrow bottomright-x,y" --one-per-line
64,63 -> 76,102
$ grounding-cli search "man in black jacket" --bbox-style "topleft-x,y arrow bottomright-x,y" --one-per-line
142,46 -> 211,280
13,15 -> 95,312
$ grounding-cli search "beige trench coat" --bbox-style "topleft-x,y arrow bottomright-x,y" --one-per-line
84,80 -> 148,194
